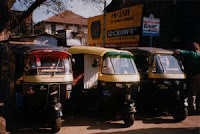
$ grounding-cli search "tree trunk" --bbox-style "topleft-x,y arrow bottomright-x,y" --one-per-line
0,0 -> 46,41
0,0 -> 16,40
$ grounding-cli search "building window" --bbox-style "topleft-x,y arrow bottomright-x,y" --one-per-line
77,25 -> 82,31
51,24 -> 56,34
65,24 -> 70,29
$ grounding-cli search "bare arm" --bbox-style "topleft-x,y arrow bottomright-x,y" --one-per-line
174,49 -> 181,55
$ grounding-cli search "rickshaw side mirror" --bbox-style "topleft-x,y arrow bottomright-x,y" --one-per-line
150,60 -> 156,73
24,67 -> 29,72
151,67 -> 156,73
92,59 -> 99,68
72,58 -> 75,66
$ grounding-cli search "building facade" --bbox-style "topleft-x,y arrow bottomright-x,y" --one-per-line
34,10 -> 88,46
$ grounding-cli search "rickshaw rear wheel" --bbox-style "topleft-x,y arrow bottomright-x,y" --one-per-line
123,113 -> 134,127
172,107 -> 188,122
51,117 -> 61,133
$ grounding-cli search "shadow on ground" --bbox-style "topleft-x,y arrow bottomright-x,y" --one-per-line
0,105 -> 193,134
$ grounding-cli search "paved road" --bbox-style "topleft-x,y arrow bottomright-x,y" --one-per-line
2,110 -> 199,134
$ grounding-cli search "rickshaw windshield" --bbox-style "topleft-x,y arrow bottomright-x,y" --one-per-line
25,51 -> 72,75
154,55 -> 183,74
102,52 -> 137,74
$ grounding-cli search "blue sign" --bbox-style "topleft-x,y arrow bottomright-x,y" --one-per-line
142,17 -> 160,37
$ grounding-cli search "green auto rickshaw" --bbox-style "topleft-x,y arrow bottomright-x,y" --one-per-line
68,46 -> 140,126
122,47 -> 188,122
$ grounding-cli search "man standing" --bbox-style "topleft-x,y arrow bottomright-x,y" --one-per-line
175,42 -> 200,115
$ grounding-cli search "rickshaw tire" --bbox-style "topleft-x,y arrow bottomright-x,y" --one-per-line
123,113 -> 134,127
51,117 -> 61,133
172,107 -> 188,122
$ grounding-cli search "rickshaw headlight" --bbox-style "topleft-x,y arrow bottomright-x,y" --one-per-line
176,91 -> 180,96
184,98 -> 188,106
130,103 -> 135,107
54,102 -> 62,111
66,84 -> 72,91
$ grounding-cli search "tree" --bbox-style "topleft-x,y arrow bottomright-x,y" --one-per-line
0,0 -> 104,41
0,0 -> 49,40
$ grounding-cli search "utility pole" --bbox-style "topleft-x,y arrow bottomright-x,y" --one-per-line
102,0 -> 106,48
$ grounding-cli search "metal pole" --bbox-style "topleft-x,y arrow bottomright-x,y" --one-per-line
32,22 -> 34,36
150,36 -> 152,47
102,0 -> 106,48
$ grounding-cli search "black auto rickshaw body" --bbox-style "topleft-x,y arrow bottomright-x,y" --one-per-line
68,46 -> 140,126
123,47 -> 188,122
0,41 -> 74,132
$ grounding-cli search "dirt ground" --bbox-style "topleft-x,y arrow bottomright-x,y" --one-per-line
0,109 -> 200,134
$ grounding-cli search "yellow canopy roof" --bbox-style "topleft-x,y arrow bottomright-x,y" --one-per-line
122,47 -> 174,55
68,46 -> 132,56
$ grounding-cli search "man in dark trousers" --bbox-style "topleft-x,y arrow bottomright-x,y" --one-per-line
175,42 -> 200,115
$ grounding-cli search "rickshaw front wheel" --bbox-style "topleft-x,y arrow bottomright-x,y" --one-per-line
123,113 -> 134,127
51,117 -> 61,133
172,107 -> 188,122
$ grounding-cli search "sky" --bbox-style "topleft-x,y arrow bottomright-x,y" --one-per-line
12,0 -> 111,24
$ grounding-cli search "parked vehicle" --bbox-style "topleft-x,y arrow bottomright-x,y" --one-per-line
68,46 -> 140,127
122,47 -> 188,122
0,41 -> 73,132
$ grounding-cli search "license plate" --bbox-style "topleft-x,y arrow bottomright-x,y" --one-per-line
158,84 -> 168,89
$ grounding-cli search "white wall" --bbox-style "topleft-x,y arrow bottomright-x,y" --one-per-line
84,54 -> 100,89
34,35 -> 57,46
66,30 -> 81,46
44,23 -> 88,46
45,24 -> 51,34
45,23 -> 65,34
56,24 -> 65,32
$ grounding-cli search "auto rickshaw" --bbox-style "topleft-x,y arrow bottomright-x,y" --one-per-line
122,47 -> 188,122
0,41 -> 74,132
68,46 -> 140,126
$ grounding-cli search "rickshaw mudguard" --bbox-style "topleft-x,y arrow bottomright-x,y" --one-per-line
98,74 -> 140,82
148,73 -> 186,79
23,74 -> 74,83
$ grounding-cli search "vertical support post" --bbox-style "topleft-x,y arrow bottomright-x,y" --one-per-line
102,0 -> 106,48
150,36 -> 152,47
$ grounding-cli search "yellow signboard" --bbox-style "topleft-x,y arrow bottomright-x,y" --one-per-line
88,4 -> 143,48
